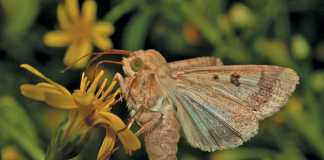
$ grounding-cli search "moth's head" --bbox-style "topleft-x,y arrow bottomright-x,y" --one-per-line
122,49 -> 167,76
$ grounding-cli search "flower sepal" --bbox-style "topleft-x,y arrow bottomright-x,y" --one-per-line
45,111 -> 92,160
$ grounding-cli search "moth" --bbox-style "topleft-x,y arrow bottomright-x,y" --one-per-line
97,49 -> 299,160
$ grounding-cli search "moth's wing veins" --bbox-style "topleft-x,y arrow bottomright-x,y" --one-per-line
168,57 -> 223,71
253,67 -> 299,119
163,65 -> 298,151
169,87 -> 258,152
173,65 -> 299,120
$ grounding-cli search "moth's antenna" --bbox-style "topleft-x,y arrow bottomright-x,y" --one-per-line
61,49 -> 131,73
89,49 -> 131,66
92,60 -> 123,80
103,49 -> 131,55
61,53 -> 93,73
87,49 -> 131,76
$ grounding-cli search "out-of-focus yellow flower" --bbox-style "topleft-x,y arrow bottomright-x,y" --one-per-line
20,64 -> 140,160
228,3 -> 255,28
1,146 -> 22,160
310,72 -> 324,92
272,112 -> 286,125
254,38 -> 292,66
43,0 -> 114,69
291,34 -> 310,60
287,96 -> 303,113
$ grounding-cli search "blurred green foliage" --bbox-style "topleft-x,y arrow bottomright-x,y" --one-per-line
0,96 -> 44,159
1,0 -> 324,159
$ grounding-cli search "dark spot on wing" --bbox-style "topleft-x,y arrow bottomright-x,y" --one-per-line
230,73 -> 241,87
213,75 -> 219,80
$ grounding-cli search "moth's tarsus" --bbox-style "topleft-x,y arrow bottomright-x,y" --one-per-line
230,73 -> 241,87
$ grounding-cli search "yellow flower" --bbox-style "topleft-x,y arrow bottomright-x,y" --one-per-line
20,64 -> 140,160
43,0 -> 114,69
272,112 -> 286,125
287,96 -> 304,113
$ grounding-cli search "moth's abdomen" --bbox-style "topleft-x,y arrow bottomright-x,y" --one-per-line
144,105 -> 180,160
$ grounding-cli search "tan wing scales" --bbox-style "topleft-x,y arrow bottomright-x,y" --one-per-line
168,57 -> 223,71
173,65 -> 299,119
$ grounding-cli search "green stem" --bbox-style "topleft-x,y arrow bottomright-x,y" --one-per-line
178,1 -> 250,62
179,2 -> 221,48
104,0 -> 142,23
45,112 -> 91,160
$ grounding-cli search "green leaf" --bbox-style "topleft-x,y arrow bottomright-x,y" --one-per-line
211,148 -> 275,160
0,96 -> 45,160
254,38 -> 293,66
0,0 -> 39,39
122,8 -> 156,50
104,0 -> 141,23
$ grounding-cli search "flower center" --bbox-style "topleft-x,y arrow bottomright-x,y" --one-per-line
67,18 -> 93,41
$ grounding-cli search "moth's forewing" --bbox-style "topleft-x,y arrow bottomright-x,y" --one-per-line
172,65 -> 299,119
168,57 -> 223,71
165,64 -> 299,151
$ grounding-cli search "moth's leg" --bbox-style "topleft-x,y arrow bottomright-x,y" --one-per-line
127,116 -> 136,129
112,72 -> 129,97
127,107 -> 144,129
135,110 -> 163,136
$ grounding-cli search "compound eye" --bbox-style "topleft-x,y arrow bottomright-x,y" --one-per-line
130,57 -> 144,72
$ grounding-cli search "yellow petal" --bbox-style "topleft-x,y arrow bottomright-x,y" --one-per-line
93,35 -> 112,50
102,88 -> 121,110
82,0 -> 97,23
72,92 -> 95,107
20,64 -> 70,95
20,83 -> 62,101
80,72 -> 88,93
57,4 -> 70,29
100,79 -> 118,101
44,92 -> 78,109
96,112 -> 141,152
64,40 -> 92,69
43,31 -> 72,47
117,127 -> 141,153
97,128 -> 116,160
93,22 -> 114,35
87,70 -> 105,94
65,0 -> 80,21
96,79 -> 108,98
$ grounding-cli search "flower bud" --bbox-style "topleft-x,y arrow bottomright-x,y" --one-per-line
310,72 -> 324,93
229,3 -> 255,28
291,34 -> 310,60
254,38 -> 292,66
